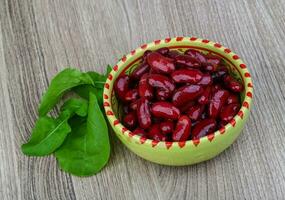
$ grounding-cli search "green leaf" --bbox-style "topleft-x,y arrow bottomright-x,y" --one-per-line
22,98 -> 88,156
38,68 -> 94,116
105,65 -> 112,76
21,111 -> 71,156
87,71 -> 106,89
72,86 -> 103,110
55,92 -> 110,176
60,98 -> 88,117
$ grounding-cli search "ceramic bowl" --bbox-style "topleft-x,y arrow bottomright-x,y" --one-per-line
103,37 -> 253,166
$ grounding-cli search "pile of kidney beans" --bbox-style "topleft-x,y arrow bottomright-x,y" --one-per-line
114,47 -> 244,142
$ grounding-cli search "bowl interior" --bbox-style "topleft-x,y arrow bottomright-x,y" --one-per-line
111,47 -> 245,128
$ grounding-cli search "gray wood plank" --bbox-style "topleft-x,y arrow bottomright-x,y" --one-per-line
0,0 -> 285,199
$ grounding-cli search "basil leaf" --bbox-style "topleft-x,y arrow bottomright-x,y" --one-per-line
55,92 -> 110,176
60,98 -> 88,117
105,64 -> 112,76
22,98 -> 88,156
22,111 -> 71,156
72,86 -> 103,110
87,71 -> 106,89
38,68 -> 94,116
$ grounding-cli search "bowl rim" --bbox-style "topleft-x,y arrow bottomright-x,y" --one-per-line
103,36 -> 253,149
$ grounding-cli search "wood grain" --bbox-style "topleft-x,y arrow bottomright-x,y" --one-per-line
0,0 -> 285,199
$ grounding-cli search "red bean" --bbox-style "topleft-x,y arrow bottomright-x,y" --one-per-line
208,89 -> 229,118
172,115 -> 191,141
187,104 -> 205,121
184,49 -> 207,64
114,74 -> 130,101
131,62 -> 150,80
171,69 -> 203,84
160,121 -> 174,134
168,50 -> 181,58
177,101 -> 196,113
218,120 -> 228,129
156,47 -> 169,55
156,89 -> 171,101
175,54 -> 201,68
132,128 -> 146,136
227,93 -> 239,104
123,112 -> 137,129
220,103 -> 240,122
151,102 -> 180,120
203,54 -> 221,72
147,52 -> 175,74
130,100 -> 138,111
198,86 -> 211,104
137,97 -> 152,129
147,124 -> 167,141
192,118 -> 216,139
138,74 -> 153,99
172,85 -> 204,107
197,73 -> 213,86
148,74 -> 175,93
124,89 -> 139,102
212,65 -> 229,82
212,84 -> 223,93
143,50 -> 152,61
224,75 -> 244,92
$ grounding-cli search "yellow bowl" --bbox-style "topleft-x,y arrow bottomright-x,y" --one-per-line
103,37 -> 253,166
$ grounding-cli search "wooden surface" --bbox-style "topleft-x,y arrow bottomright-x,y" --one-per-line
1,0 -> 285,199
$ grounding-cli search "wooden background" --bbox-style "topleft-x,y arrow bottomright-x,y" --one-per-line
1,0 -> 285,199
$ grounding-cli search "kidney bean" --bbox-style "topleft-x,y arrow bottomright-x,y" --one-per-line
197,73 -> 213,86
218,120 -> 228,129
151,102 -> 180,120
132,128 -> 146,136
212,84 -> 223,93
156,47 -> 169,55
192,118 -> 217,139
147,52 -> 175,74
220,103 -> 240,122
130,100 -> 138,111
160,121 -> 174,134
211,66 -> 228,82
172,85 -> 204,107
175,54 -> 201,68
227,93 -> 239,104
114,74 -> 130,101
184,49 -> 207,64
138,74 -> 153,99
156,89 -> 171,101
123,112 -> 137,129
208,89 -> 229,118
147,124 -> 167,141
187,104 -> 205,121
168,50 -> 181,58
148,74 -> 175,93
137,97 -> 152,129
143,50 -> 152,61
131,62 -> 150,80
177,101 -> 196,113
198,86 -> 211,104
124,89 -> 139,102
224,75 -> 244,92
171,69 -> 203,84
203,54 -> 221,72
172,115 -> 191,141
